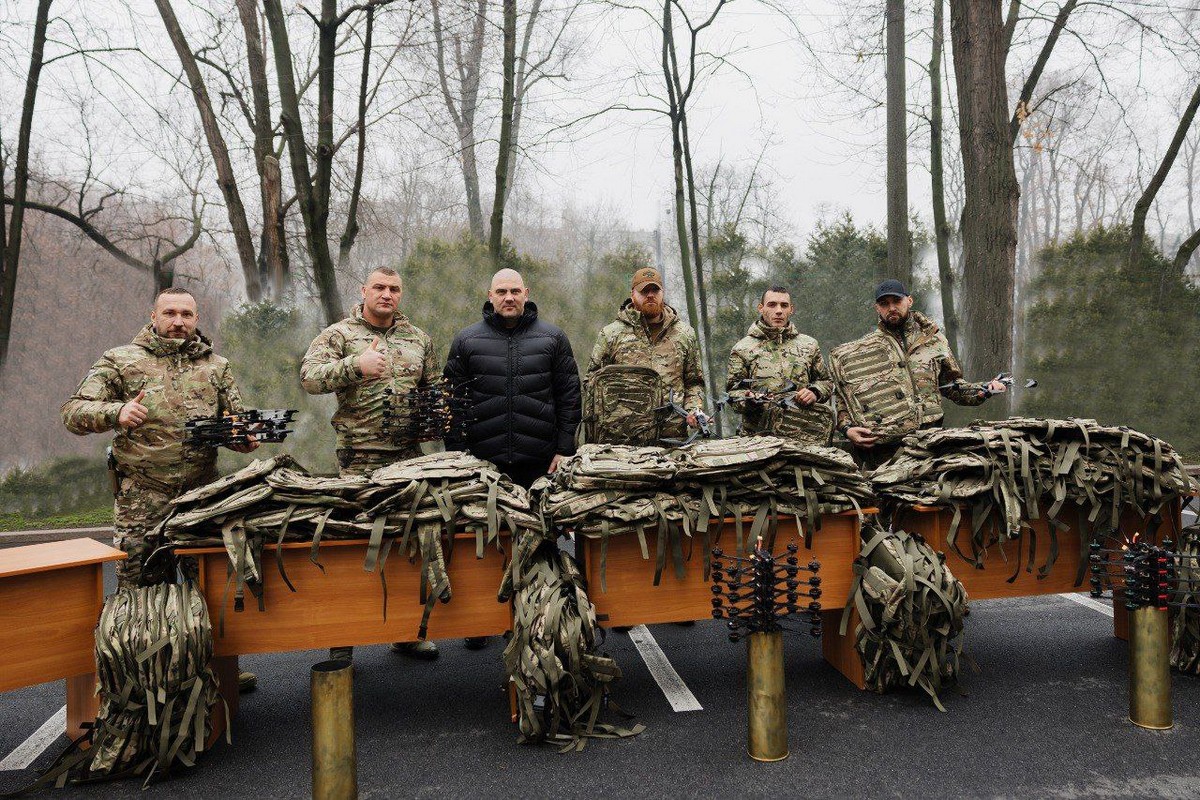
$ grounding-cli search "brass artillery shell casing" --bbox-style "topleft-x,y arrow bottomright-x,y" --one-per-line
746,630 -> 788,761
1128,606 -> 1173,730
312,659 -> 357,799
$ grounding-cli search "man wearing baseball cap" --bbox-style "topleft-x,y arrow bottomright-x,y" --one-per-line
828,279 -> 1007,468
584,266 -> 706,444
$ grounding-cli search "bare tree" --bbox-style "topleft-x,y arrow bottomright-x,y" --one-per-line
885,0 -> 910,285
489,0 -> 517,263
928,0 -> 959,349
0,0 -> 52,368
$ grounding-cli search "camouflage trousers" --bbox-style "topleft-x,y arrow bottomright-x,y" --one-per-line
336,447 -> 420,478
114,476 -> 203,589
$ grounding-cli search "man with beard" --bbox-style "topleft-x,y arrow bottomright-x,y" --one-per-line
63,287 -> 259,690
301,267 -> 442,662
585,267 -> 706,445
725,285 -> 835,444
829,279 -> 1007,468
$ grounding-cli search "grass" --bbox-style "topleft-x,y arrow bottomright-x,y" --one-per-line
0,506 -> 113,532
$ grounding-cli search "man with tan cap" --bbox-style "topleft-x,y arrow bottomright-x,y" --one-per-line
585,266 -> 706,445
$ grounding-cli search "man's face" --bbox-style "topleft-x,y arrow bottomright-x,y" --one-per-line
875,294 -> 913,326
151,294 -> 199,339
361,272 -> 403,319
489,275 -> 528,320
758,291 -> 793,328
631,283 -> 664,319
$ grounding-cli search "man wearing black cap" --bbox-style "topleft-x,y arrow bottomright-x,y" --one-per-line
828,279 -> 1007,468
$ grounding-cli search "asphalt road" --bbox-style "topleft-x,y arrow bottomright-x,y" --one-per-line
2,558 -> 1198,800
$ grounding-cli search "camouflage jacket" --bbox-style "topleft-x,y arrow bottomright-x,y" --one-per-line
586,301 -> 705,411
61,325 -> 245,492
725,318 -> 833,436
300,305 -> 439,453
830,311 -> 986,439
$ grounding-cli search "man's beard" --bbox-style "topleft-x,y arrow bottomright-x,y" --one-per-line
880,309 -> 908,329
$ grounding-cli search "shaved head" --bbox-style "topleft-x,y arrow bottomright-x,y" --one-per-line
490,268 -> 525,290
488,268 -> 529,325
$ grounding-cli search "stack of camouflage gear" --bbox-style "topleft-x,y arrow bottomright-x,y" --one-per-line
535,437 -> 873,588
871,418 -> 1196,572
1171,523 -> 1200,675
500,534 -> 642,750
840,526 -> 968,711
158,452 -> 536,639
33,583 -> 223,789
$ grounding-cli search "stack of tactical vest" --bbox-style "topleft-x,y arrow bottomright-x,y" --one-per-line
871,418 -> 1196,570
157,452 -> 537,639
535,437 -> 873,589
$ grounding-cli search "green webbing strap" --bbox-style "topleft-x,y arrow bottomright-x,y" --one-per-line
274,503 -> 297,593
734,511 -> 745,555
749,501 -> 770,548
635,525 -> 649,560
653,507 -> 668,586
486,477 -> 500,545
309,508 -> 333,573
378,534 -> 396,621
364,513 -> 389,573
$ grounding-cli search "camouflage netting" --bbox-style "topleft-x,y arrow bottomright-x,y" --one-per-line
841,526 -> 968,710
534,437 -> 873,590
500,533 -> 642,750
1171,523 -> 1200,675
33,583 -> 223,789
156,452 -> 538,639
871,418 -> 1196,576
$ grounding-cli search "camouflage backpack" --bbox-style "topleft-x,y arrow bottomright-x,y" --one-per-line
761,402 -> 835,447
500,535 -> 643,751
582,365 -> 666,445
840,525 -> 968,711
32,582 -> 224,789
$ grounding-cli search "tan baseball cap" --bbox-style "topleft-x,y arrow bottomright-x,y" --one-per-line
632,267 -> 663,291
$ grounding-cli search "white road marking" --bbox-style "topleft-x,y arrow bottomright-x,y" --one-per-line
0,706 -> 65,771
627,625 -> 703,712
1059,592 -> 1115,618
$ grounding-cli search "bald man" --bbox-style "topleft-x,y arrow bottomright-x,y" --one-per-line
443,269 -> 581,488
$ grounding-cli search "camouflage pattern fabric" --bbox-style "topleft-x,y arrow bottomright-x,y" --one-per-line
871,418 -> 1197,580
62,324 -> 242,589
115,478 -> 203,588
301,304 -> 439,454
32,582 -> 223,789
839,525 -> 967,711
582,365 -> 666,446
158,452 -> 537,641
725,318 -> 834,444
500,535 -> 642,750
1171,523 -> 1200,675
829,311 -> 986,446
585,300 -> 704,444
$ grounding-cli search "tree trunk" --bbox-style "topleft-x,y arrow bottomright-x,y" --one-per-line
1174,226 -> 1200,274
0,0 -> 52,368
503,0 -> 543,204
263,0 -> 341,325
338,5 -> 375,272
950,0 -> 1019,414
1008,0 -> 1078,144
885,0 -> 910,286
1129,80 -> 1200,271
154,0 -> 262,303
929,0 -> 959,350
489,0 -> 517,264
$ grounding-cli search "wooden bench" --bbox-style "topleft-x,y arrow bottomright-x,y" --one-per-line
0,539 -> 126,740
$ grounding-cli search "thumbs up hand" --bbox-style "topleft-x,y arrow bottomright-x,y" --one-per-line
118,389 -> 149,430
357,336 -> 388,379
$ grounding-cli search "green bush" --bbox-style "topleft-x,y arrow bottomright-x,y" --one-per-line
0,456 -> 111,518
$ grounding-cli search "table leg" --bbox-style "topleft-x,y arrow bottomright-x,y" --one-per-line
65,673 -> 97,742
820,608 -> 866,690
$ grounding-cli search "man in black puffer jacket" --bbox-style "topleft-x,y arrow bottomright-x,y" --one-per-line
444,268 -> 582,488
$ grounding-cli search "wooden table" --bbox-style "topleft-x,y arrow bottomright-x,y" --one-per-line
0,539 -> 126,740
178,533 -> 513,735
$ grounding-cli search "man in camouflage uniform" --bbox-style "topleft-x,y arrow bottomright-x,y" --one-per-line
830,279 -> 1007,468
586,267 -> 706,444
301,267 -> 441,662
726,284 -> 834,444
62,288 -> 259,690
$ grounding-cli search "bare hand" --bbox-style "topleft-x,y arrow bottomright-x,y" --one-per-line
986,379 -> 1007,394
686,411 -> 700,428
228,434 -> 259,454
118,389 -> 149,430
357,336 -> 388,379
795,388 -> 818,406
846,426 -> 879,448
548,454 -> 567,473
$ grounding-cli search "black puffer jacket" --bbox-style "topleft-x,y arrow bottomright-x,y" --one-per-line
444,301 -> 581,472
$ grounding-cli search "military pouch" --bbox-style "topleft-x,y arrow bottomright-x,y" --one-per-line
106,446 -> 121,498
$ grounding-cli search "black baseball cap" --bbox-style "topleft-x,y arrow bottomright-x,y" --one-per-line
874,279 -> 909,301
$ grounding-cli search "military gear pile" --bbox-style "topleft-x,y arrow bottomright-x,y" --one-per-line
33,583 -> 223,789
839,526 -> 968,711
535,437 -> 872,590
1171,523 -> 1200,675
157,452 -> 537,639
500,535 -> 642,750
870,419 -> 1196,577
